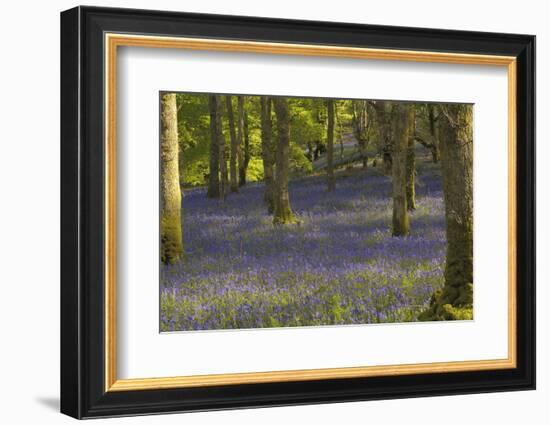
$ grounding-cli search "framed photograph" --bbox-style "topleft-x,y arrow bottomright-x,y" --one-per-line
60,6 -> 535,419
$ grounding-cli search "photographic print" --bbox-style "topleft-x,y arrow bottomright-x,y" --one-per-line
159,93 -> 473,332
61,8 -> 535,417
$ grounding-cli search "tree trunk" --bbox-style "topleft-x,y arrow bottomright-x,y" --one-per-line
326,99 -> 336,191
160,93 -> 183,264
237,96 -> 246,187
272,97 -> 297,225
352,100 -> 369,169
219,117 -> 228,200
242,109 -> 250,185
431,146 -> 440,163
428,104 -> 440,163
307,141 -> 314,162
207,95 -> 221,199
373,101 -> 393,174
420,104 -> 473,321
336,105 -> 344,160
391,103 -> 410,236
406,105 -> 416,211
261,96 -> 275,213
314,143 -> 321,161
225,96 -> 239,192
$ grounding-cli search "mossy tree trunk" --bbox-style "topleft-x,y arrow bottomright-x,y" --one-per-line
260,96 -> 275,213
272,97 -> 297,225
225,96 -> 239,193
160,93 -> 183,264
373,101 -> 393,174
419,104 -> 473,321
207,95 -> 222,199
391,103 -> 410,236
237,96 -> 246,187
326,99 -> 336,191
406,105 -> 416,211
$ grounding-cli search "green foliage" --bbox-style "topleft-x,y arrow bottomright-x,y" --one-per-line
418,283 -> 473,321
289,98 -> 325,148
176,93 -> 210,151
176,94 -> 211,186
245,158 -> 264,182
327,293 -> 344,323
181,136 -> 210,186
173,94 -> 427,187
336,106 -> 353,126
440,304 -> 473,320
290,144 -> 313,175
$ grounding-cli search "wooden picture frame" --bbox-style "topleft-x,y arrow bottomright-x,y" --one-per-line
60,5 -> 535,419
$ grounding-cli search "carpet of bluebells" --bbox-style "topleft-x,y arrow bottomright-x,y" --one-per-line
160,153 -> 446,331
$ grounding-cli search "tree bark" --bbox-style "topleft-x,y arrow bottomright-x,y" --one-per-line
237,96 -> 246,187
207,95 -> 221,199
261,96 -> 275,213
373,101 -> 393,174
326,99 -> 336,191
307,141 -> 314,162
352,100 -> 369,169
441,104 -> 474,293
242,109 -> 250,185
225,96 -> 239,192
406,105 -> 416,211
272,97 -> 297,225
336,105 -> 344,160
391,103 -> 410,236
419,104 -> 473,321
219,114 -> 228,200
314,143 -> 321,161
428,104 -> 441,163
160,93 -> 183,264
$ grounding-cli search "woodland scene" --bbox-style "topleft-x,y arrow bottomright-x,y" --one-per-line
159,92 -> 473,331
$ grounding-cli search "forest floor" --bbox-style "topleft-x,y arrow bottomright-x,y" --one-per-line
160,150 -> 446,331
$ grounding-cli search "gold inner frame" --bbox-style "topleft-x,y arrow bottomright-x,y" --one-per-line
104,33 -> 517,392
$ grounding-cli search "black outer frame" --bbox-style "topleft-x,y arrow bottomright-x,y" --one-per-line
60,5 -> 536,419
